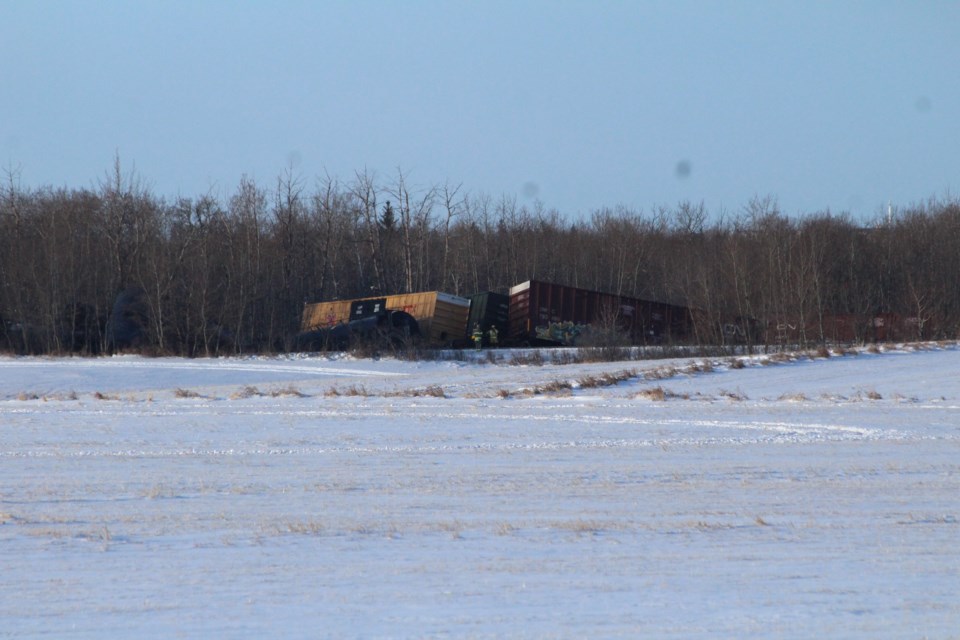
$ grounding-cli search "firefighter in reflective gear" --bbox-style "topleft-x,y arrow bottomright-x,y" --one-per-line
472,324 -> 483,350
487,325 -> 498,348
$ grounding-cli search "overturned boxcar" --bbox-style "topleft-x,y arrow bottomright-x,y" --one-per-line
296,309 -> 420,351
507,280 -> 692,345
301,291 -> 471,347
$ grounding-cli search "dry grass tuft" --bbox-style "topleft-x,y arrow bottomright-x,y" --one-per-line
437,520 -> 465,539
20,390 -> 78,401
321,385 -> 365,397
141,484 -> 176,500
174,388 -> 202,399
389,385 -> 446,398
578,369 -> 637,389
577,374 -> 600,389
719,389 -> 747,401
341,384 -> 369,397
230,385 -> 261,399
282,520 -> 326,535
814,345 -> 832,359
93,391 -> 120,401
686,360 -> 715,373
778,392 -> 809,402
636,386 -> 667,401
728,358 -> 747,370
644,365 -> 680,381
496,388 -> 512,399
269,385 -> 307,398
555,519 -> 605,535
768,352 -> 794,364
891,392 -> 919,403
534,379 -> 573,395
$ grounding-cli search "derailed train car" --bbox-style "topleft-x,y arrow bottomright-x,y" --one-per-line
295,308 -> 420,351
507,280 -> 692,346
298,281 -> 693,351
467,291 -> 510,347
300,291 -> 471,348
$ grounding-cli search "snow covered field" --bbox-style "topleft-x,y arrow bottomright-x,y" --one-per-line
2,345 -> 958,638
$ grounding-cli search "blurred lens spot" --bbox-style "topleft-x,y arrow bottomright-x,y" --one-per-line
675,160 -> 692,179
522,181 -> 540,199
915,96 -> 932,113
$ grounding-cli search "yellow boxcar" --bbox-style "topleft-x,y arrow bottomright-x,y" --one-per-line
383,291 -> 471,345
300,299 -> 353,331
301,291 -> 471,346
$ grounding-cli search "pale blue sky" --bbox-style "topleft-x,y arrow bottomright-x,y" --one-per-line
2,1 -> 958,220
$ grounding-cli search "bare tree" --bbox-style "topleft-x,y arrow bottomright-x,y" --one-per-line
350,169 -> 384,294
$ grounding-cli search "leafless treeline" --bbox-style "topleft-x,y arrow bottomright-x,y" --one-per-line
2,162 -> 958,355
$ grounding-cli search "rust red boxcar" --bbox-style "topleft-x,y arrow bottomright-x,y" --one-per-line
507,280 -> 691,345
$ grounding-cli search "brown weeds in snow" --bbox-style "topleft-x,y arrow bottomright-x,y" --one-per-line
778,392 -> 809,402
719,389 -> 747,401
644,366 -> 680,381
386,385 -> 446,398
341,384 -> 369,397
230,386 -> 261,399
268,385 -> 307,398
535,379 -> 574,395
686,360 -> 715,373
637,386 -> 667,401
635,386 -> 689,401
577,370 -> 636,389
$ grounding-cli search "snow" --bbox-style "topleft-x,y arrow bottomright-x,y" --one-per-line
2,345 -> 958,638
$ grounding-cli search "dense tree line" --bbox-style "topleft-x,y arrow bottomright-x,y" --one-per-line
2,161 -> 958,355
